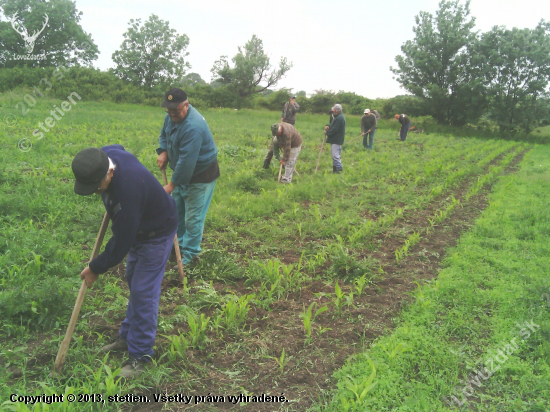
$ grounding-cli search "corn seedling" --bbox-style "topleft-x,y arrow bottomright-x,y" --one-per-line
378,339 -> 412,366
332,281 -> 346,316
341,356 -> 377,408
186,312 -> 210,349
266,348 -> 291,374
257,277 -> 281,309
222,294 -> 254,332
345,291 -> 354,309
164,333 -> 189,361
318,325 -> 332,337
300,302 -> 329,345
410,281 -> 432,308
313,204 -> 322,222
211,311 -> 224,335
354,274 -> 368,297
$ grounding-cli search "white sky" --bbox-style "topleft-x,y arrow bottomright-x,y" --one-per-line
72,0 -> 549,99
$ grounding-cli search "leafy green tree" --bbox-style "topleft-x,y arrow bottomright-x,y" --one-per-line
112,14 -> 190,89
0,0 -> 98,68
210,34 -> 292,98
475,22 -> 550,135
391,0 -> 486,126
382,95 -> 430,118
335,91 -> 371,115
308,89 -> 336,114
180,72 -> 207,89
254,88 -> 292,111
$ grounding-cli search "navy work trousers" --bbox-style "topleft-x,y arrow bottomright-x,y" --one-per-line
119,231 -> 175,360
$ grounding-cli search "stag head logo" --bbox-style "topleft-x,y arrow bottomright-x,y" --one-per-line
11,12 -> 49,54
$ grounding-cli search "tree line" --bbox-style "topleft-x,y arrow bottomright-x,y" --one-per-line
392,0 -> 550,135
1,0 -> 549,135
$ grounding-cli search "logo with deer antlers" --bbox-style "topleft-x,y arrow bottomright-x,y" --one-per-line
11,12 -> 49,54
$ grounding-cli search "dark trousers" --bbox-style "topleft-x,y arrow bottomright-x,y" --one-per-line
362,129 -> 375,149
400,123 -> 410,141
119,231 -> 175,360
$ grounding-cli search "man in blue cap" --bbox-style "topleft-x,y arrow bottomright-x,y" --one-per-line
156,88 -> 220,266
72,145 -> 178,379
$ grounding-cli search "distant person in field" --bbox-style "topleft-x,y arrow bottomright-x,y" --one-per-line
263,124 -> 282,168
156,88 -> 220,266
269,122 -> 302,183
324,103 -> 346,173
72,145 -> 178,379
395,113 -> 411,141
327,109 -> 335,125
361,109 -> 377,149
372,109 -> 381,124
281,95 -> 300,125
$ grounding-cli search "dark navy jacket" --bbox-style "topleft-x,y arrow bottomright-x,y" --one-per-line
89,145 -> 177,274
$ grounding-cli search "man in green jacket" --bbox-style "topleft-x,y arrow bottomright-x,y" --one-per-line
156,88 -> 220,266
324,104 -> 346,173
361,109 -> 377,150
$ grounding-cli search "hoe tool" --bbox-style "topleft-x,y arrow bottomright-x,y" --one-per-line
349,133 -> 365,144
53,211 -> 109,374
314,133 -> 327,173
162,169 -> 185,285
278,163 -> 283,182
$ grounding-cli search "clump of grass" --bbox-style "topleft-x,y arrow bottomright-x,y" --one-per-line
328,236 -> 377,281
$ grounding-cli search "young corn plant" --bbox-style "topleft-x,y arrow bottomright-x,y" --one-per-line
354,274 -> 368,297
333,281 -> 346,316
317,325 -> 332,338
394,248 -> 404,263
410,281 -> 432,308
300,302 -> 329,345
222,293 -> 254,332
256,277 -> 281,310
340,356 -> 377,409
378,338 -> 412,366
395,230 -> 423,263
345,291 -> 354,309
211,310 -> 224,336
312,204 -> 323,222
332,281 -> 355,316
346,225 -> 362,246
186,312 -> 210,349
266,348 -> 291,374
164,333 -> 189,361
296,222 -> 302,238
82,354 -> 122,398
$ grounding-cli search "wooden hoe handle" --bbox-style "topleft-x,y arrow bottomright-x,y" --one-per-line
314,134 -> 326,173
162,169 -> 185,285
53,211 -> 110,374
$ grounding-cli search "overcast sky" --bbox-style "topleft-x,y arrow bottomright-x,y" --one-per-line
73,0 -> 549,99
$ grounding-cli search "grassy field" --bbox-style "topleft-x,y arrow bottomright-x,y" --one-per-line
1,95 -> 549,411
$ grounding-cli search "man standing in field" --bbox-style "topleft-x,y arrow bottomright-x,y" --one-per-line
396,113 -> 411,141
361,109 -> 377,150
324,103 -> 346,173
72,145 -> 178,379
156,88 -> 220,266
270,122 -> 302,183
281,95 -> 300,125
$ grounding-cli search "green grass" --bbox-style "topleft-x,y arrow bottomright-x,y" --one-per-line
317,146 -> 550,411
